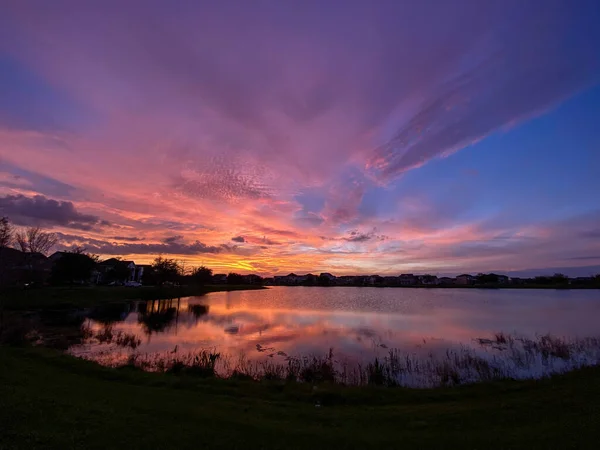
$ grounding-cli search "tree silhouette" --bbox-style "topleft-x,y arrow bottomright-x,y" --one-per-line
104,259 -> 132,284
227,272 -> 244,285
50,248 -> 99,286
152,256 -> 182,285
14,226 -> 57,284
191,266 -> 213,285
0,217 -> 13,249
15,226 -> 57,256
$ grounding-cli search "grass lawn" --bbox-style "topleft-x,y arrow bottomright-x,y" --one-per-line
0,284 -> 265,311
1,346 -> 599,449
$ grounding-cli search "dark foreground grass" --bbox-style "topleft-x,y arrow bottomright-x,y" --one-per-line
1,284 -> 264,311
1,346 -> 599,449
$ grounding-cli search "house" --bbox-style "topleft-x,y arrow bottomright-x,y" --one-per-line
456,274 -> 474,285
382,276 -> 400,287
366,275 -> 383,285
438,277 -> 455,285
0,247 -> 51,285
418,275 -> 439,285
399,274 -> 417,286
97,258 -> 142,284
336,276 -> 356,286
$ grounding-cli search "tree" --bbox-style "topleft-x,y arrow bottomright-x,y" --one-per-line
302,274 -> 317,286
476,273 -> 499,284
191,266 -> 213,286
104,259 -> 132,284
0,217 -> 13,249
14,226 -> 57,284
15,226 -> 58,256
152,256 -> 182,285
0,217 -> 15,291
317,274 -> 331,286
50,248 -> 99,286
551,273 -> 569,285
227,272 -> 244,285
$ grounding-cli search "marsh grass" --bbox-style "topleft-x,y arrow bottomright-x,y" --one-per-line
82,324 -> 142,350
71,332 -> 600,388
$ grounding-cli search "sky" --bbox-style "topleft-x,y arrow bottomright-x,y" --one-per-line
1,0 -> 599,276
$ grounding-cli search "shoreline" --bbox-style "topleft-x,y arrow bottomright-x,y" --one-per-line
2,345 -> 600,448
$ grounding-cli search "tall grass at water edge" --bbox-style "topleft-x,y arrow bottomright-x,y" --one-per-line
71,332 -> 600,388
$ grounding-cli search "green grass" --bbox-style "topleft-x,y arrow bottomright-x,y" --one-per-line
1,346 -> 599,449
0,284 -> 265,311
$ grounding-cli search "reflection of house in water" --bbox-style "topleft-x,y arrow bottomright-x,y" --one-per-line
88,302 -> 134,324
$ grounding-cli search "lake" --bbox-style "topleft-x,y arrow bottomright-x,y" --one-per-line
69,287 -> 600,386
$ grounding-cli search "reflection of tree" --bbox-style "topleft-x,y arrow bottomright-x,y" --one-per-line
188,304 -> 210,318
137,299 -> 178,335
88,303 -> 132,324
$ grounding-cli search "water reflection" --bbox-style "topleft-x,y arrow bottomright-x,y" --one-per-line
70,287 -> 600,381
137,299 -> 180,335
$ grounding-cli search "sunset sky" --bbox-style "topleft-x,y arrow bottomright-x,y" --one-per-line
1,0 -> 599,276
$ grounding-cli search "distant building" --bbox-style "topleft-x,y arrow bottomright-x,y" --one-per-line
456,274 -> 474,285
382,276 -> 400,287
438,277 -> 455,285
418,275 -> 439,285
399,274 -> 417,286
336,276 -> 356,286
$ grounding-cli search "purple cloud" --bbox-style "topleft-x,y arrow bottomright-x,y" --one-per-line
0,194 -> 109,230
56,233 -> 228,256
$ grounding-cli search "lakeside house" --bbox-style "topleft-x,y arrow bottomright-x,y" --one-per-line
418,275 -> 439,285
438,277 -> 455,285
96,258 -> 144,284
0,247 -> 51,285
399,274 -> 417,286
456,274 -> 475,285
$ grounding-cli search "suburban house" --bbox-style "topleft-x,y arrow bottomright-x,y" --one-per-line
336,276 -> 357,286
399,274 -> 417,286
456,274 -> 475,285
418,275 -> 439,285
438,277 -> 455,285
97,258 -> 143,284
0,247 -> 51,285
382,276 -> 401,287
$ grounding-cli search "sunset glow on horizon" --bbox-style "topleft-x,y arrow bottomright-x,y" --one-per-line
1,1 -> 600,276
